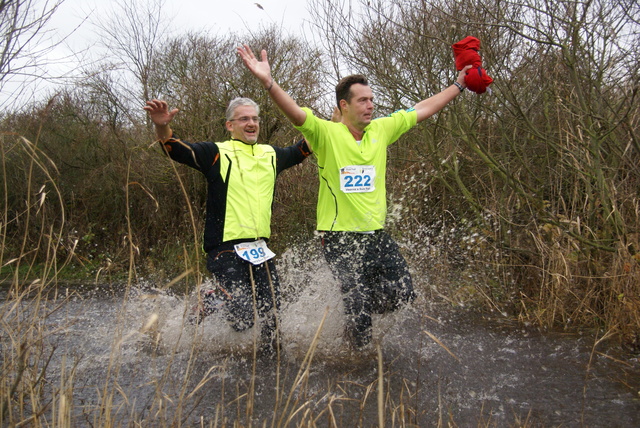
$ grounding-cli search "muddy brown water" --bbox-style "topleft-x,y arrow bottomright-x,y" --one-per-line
11,276 -> 639,427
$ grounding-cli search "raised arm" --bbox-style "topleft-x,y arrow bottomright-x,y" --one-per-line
414,65 -> 472,123
237,45 -> 307,127
143,99 -> 179,141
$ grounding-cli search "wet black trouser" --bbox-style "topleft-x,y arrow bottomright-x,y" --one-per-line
320,230 -> 416,348
206,249 -> 280,347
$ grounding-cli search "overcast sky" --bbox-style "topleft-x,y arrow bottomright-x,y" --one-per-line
56,0 -> 313,67
3,0 -> 315,108
54,0 -> 312,42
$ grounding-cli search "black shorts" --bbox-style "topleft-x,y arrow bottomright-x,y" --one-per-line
206,249 -> 280,332
320,229 -> 415,344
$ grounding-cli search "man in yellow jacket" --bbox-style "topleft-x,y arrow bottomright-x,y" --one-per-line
145,98 -> 310,355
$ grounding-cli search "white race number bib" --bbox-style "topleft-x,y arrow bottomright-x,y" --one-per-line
234,239 -> 276,265
340,165 -> 376,193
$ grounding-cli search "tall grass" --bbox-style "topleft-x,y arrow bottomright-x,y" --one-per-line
1,132 -> 77,424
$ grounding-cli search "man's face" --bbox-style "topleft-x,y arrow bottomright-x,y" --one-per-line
341,83 -> 374,129
226,105 -> 260,144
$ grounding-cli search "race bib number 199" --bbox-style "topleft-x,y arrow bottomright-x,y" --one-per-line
340,165 -> 376,193
234,239 -> 276,265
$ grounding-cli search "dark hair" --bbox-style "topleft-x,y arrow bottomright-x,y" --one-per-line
335,74 -> 368,109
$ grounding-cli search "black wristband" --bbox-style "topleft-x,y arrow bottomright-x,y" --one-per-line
453,82 -> 464,92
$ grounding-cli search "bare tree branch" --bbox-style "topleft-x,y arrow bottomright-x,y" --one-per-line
0,0 -> 66,109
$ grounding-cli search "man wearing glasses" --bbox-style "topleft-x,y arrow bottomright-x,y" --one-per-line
144,97 -> 310,356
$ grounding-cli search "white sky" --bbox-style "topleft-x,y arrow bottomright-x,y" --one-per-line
3,0 -> 315,109
55,0 -> 312,41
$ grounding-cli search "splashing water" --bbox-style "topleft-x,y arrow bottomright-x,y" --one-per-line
5,240 -> 640,426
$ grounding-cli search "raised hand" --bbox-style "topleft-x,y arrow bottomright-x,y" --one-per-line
237,44 -> 272,86
144,99 -> 179,127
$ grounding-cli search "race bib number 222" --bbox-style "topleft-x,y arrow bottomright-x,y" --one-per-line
340,165 -> 376,193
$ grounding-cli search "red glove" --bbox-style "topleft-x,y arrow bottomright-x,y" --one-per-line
452,36 -> 493,94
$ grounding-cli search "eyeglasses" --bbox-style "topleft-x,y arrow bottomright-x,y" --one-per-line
229,116 -> 261,124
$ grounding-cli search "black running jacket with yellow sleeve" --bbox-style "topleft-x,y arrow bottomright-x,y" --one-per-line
159,137 -> 310,252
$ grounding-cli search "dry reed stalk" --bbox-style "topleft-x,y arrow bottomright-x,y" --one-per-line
164,146 -> 204,282
436,378 -> 443,428
581,327 -> 617,424
1,240 -> 73,427
54,354 -> 76,428
377,343 -> 384,428
265,260 -> 283,419
358,380 -> 376,426
278,307 -> 328,427
247,264 -> 259,426
299,387 -> 336,426
422,331 -> 459,363
401,378 -> 417,425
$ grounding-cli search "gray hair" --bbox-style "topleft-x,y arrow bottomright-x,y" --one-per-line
226,97 -> 260,121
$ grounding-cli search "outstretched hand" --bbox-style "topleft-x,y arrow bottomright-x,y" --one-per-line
144,99 -> 179,127
237,44 -> 272,86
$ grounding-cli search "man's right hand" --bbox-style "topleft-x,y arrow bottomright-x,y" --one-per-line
144,99 -> 179,127
144,99 -> 179,141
